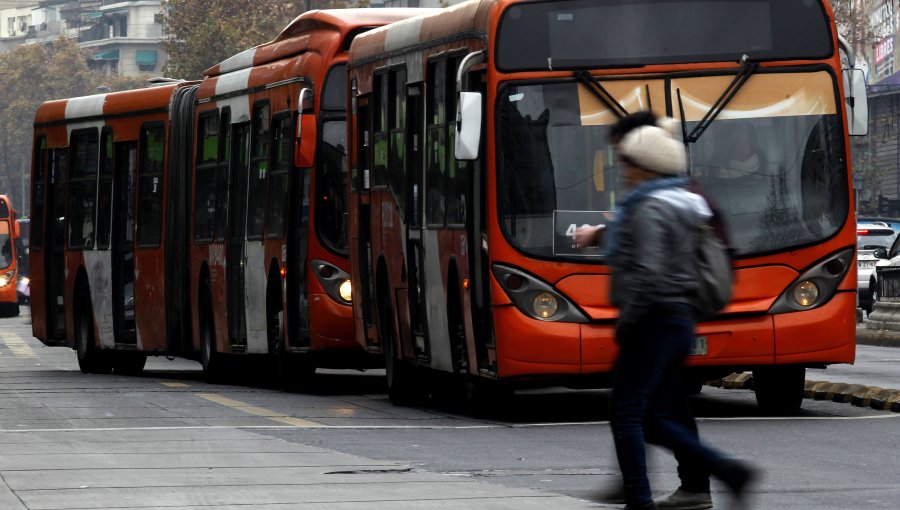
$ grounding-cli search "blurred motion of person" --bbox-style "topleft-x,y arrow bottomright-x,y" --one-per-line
599,115 -> 756,510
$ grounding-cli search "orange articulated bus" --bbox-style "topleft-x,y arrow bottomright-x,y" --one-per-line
189,8 -> 432,386
0,195 -> 20,317
31,81 -> 200,374
347,0 -> 868,411
30,8 -> 432,385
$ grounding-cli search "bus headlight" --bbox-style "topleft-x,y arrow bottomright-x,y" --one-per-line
311,260 -> 353,305
492,264 -> 588,323
0,270 -> 14,287
769,248 -> 853,314
792,281 -> 819,307
339,279 -> 352,303
532,292 -> 558,318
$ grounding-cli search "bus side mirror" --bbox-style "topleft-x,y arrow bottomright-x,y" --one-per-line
843,68 -> 868,136
296,87 -> 316,168
455,91 -> 482,161
296,113 -> 317,168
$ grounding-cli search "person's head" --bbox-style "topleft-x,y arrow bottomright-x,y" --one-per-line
609,111 -> 658,145
616,121 -> 687,189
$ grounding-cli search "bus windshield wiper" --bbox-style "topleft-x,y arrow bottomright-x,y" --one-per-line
682,54 -> 758,144
574,71 -> 628,119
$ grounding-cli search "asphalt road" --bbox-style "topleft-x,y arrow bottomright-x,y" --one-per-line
2,307 -> 899,509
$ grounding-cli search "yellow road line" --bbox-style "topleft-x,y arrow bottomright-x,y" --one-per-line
160,382 -> 190,388
196,393 -> 322,427
0,334 -> 37,358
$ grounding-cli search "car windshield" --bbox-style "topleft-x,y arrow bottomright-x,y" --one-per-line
496,71 -> 848,259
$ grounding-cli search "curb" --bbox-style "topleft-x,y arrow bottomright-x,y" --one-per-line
707,375 -> 900,413
856,325 -> 900,348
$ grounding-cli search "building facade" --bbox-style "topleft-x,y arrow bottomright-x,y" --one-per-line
0,0 -> 166,77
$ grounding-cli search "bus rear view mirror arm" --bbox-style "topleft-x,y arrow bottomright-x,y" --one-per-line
296,87 -> 317,168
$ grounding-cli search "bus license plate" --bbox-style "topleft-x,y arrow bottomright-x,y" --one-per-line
691,336 -> 708,356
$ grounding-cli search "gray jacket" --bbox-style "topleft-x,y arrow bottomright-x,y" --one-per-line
608,187 -> 713,326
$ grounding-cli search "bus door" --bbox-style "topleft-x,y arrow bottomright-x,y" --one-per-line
405,82 -> 429,358
287,156 -> 311,348
111,142 -> 137,344
45,148 -> 68,340
226,123 -> 249,348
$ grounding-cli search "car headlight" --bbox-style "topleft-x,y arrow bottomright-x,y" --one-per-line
769,248 -> 853,313
311,260 -> 352,305
493,264 -> 588,323
0,270 -> 14,287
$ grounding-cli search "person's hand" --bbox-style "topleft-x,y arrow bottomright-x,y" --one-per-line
573,225 -> 605,248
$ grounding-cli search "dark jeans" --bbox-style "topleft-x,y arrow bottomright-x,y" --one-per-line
611,303 -> 722,507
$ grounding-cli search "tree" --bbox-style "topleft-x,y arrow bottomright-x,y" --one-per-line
162,0 -> 353,81
0,38 -> 99,215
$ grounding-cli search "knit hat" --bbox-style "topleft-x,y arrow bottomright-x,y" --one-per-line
618,121 -> 687,176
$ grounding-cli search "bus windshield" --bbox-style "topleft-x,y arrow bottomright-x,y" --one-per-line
0,221 -> 13,270
496,72 -> 848,259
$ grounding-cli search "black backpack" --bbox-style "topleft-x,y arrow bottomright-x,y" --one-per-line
694,221 -> 733,320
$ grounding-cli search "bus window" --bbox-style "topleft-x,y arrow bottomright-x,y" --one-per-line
31,137 -> 46,251
266,114 -> 291,239
137,124 -> 165,248
388,67 -> 407,221
372,73 -> 389,189
194,112 -> 219,243
214,109 -> 231,241
247,103 -> 270,240
0,221 -> 11,270
68,129 -> 99,250
426,59 -> 447,228
96,130 -> 114,250
317,120 -> 348,253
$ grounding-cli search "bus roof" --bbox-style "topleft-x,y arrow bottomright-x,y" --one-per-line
34,81 -> 197,126
204,8 -> 435,78
349,1 -> 493,68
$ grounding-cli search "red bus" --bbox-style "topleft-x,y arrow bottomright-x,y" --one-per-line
347,0 -> 868,411
31,81 -> 200,374
30,8 -> 430,384
189,8 -> 430,386
0,195 -> 20,317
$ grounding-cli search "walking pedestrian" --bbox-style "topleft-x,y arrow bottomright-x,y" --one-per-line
599,114 -> 756,510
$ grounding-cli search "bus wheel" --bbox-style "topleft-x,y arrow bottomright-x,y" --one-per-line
378,292 -> 424,406
753,365 -> 805,414
75,297 -> 110,374
200,301 -> 223,383
113,353 -> 147,376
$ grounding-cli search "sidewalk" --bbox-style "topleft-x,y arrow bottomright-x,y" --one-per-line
0,427 -> 598,510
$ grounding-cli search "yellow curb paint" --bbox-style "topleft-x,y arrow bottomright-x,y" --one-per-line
0,333 -> 37,358
160,382 -> 190,388
196,393 -> 322,427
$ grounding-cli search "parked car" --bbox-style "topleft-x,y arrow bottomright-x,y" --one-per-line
858,223 -> 896,313
858,216 -> 900,233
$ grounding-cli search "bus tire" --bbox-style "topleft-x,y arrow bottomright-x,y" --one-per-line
75,295 -> 110,374
753,365 -> 805,414
377,288 -> 424,406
